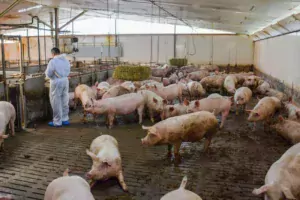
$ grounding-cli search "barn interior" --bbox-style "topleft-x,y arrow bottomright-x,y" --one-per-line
0,0 -> 300,200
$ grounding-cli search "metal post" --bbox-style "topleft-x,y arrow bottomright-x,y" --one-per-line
36,17 -> 41,72
1,35 -> 7,101
19,36 -> 24,75
50,12 -> 54,47
44,24 -> 46,64
54,8 -> 59,48
173,24 -> 176,58
27,29 -> 30,63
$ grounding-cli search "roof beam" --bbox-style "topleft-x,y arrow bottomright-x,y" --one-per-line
59,10 -> 88,30
0,0 -> 22,18
29,14 -> 52,29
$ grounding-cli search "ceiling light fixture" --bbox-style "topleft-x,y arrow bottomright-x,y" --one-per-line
18,5 -> 43,13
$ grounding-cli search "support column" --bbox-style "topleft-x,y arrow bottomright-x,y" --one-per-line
27,29 -> 31,63
173,24 -> 176,58
54,8 -> 59,48
50,12 -> 54,47
1,35 -> 7,101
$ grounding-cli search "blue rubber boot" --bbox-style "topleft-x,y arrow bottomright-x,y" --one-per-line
62,121 -> 70,126
48,122 -> 62,127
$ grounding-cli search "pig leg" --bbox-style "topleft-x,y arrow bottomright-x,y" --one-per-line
137,105 -> 144,124
117,171 -> 128,192
203,128 -> 217,153
149,109 -> 155,123
108,113 -> 115,129
167,144 -> 172,158
173,141 -> 182,161
0,143 -> 4,152
9,118 -> 15,136
220,110 -> 229,129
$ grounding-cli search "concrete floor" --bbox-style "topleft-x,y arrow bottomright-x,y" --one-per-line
0,99 -> 291,200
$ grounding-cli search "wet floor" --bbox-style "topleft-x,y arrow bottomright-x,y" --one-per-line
0,99 -> 291,200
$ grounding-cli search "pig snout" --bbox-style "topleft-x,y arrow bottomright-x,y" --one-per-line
86,172 -> 93,179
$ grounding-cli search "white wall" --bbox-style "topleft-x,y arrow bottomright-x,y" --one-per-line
2,34 -> 254,66
254,33 -> 300,89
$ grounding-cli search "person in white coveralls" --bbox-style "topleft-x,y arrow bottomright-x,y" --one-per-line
45,47 -> 71,127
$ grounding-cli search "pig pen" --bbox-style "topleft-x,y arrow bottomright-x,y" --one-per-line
0,98 -> 291,200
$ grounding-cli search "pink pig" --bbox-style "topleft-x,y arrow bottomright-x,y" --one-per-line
160,99 -> 190,120
141,111 -> 219,160
271,116 -> 300,144
188,96 -> 232,128
0,101 -> 16,150
86,135 -> 128,191
146,83 -> 184,103
187,70 -> 209,81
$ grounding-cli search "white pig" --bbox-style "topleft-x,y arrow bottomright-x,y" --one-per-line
102,85 -> 132,99
255,80 -> 271,94
161,176 -> 202,200
160,99 -> 190,120
200,75 -> 226,93
247,97 -> 281,123
266,89 -> 287,101
234,87 -> 252,113
187,81 -> 206,99
188,97 -> 232,128
44,169 -> 95,200
86,135 -> 128,191
138,90 -> 167,123
224,75 -> 238,94
252,143 -> 300,199
271,116 -> 300,144
69,92 -> 76,109
284,100 -> 300,122
142,111 -> 219,159
187,70 -> 209,81
97,81 -> 110,98
0,101 -> 16,150
121,81 -> 136,92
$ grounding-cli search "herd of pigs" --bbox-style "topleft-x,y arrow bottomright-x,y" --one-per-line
1,64 -> 300,199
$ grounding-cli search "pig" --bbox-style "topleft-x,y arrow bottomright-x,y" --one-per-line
138,90 -> 167,123
86,135 -> 128,191
187,81 -> 206,99
150,76 -> 163,83
247,97 -> 281,125
266,89 -> 287,101
187,70 -> 209,81
200,75 -> 226,93
162,78 -> 170,86
252,142 -> 300,200
97,81 -> 110,98
74,84 -> 97,122
243,75 -> 262,89
180,65 -> 199,73
271,116 -> 300,144
207,93 -> 223,99
188,96 -> 232,128
168,73 -> 180,84
102,85 -> 132,99
106,77 -> 123,86
160,99 -> 190,120
146,83 -> 184,103
161,176 -> 202,200
255,80 -> 271,94
284,100 -> 300,122
234,87 -> 253,114
120,81 -> 136,92
139,80 -> 163,90
224,75 -> 238,94
85,93 -> 145,128
44,169 -> 95,200
68,92 -> 76,109
0,101 -> 16,150
200,64 -> 219,72
151,66 -> 169,77
141,111 -> 219,160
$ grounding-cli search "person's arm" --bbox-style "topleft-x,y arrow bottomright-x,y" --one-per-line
45,60 -> 54,78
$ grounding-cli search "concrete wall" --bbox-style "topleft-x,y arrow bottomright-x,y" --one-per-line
2,34 -> 254,66
254,33 -> 300,92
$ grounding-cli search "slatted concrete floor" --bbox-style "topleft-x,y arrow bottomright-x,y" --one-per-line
0,106 -> 291,200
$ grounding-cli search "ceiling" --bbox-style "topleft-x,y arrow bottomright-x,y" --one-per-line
0,0 -> 300,39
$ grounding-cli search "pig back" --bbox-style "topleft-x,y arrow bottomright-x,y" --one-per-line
0,101 -> 15,124
157,111 -> 218,142
45,176 -> 95,200
90,135 -> 120,159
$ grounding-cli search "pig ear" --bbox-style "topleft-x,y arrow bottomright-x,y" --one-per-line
169,107 -> 175,112
183,99 -> 190,106
252,184 -> 272,195
142,125 -> 151,130
195,100 -> 200,108
86,149 -> 98,161
254,112 -> 260,117
281,185 -> 296,199
63,168 -> 69,176
153,97 -> 158,104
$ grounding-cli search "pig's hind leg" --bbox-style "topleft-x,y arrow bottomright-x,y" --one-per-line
9,118 -> 15,136
203,127 -> 217,153
167,144 -> 172,158
173,141 -> 182,161
137,105 -> 144,124
117,171 -> 128,192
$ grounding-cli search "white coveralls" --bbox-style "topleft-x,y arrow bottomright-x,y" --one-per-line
45,54 -> 71,126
